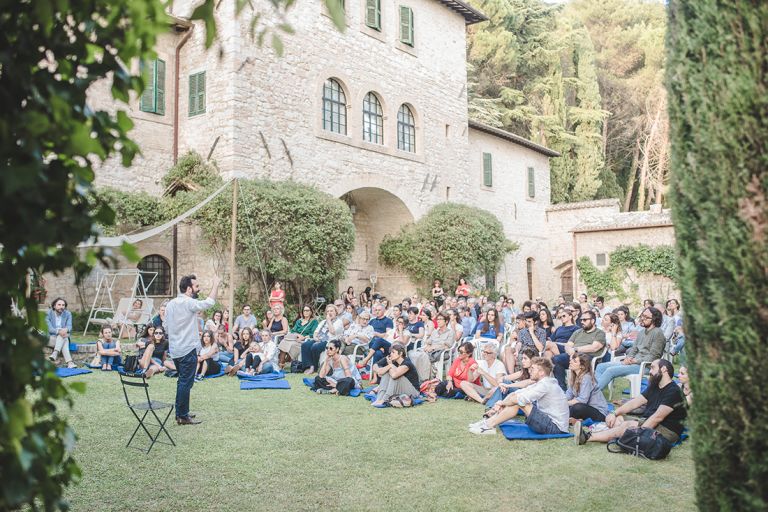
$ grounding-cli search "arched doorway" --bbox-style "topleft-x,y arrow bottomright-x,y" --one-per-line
339,187 -> 416,302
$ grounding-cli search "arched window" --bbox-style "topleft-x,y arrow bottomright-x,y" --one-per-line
397,104 -> 416,152
138,255 -> 171,296
362,92 -> 383,144
322,78 -> 347,135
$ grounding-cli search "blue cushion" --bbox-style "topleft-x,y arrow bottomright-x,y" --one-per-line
498,421 -> 573,440
236,371 -> 286,381
68,342 -> 78,352
203,368 -> 226,379
240,380 -> 291,390
55,367 -> 92,378
303,377 -> 362,397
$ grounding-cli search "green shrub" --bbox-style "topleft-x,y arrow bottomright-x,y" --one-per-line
379,203 -> 517,287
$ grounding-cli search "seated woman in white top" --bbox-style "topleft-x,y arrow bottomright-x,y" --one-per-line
311,339 -> 361,396
254,329 -> 278,374
195,330 -> 220,381
460,344 -> 507,404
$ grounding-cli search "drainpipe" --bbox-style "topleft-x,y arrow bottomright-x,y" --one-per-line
173,24 -> 193,165
572,232 -> 578,299
171,21 -> 193,290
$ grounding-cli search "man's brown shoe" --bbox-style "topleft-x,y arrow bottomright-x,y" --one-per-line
176,416 -> 202,425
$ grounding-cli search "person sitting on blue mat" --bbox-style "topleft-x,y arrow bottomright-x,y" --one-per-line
225,327 -> 258,376
195,330 -> 220,381
566,353 -> 609,422
97,325 -> 122,371
137,325 -> 167,379
254,329 -> 278,374
483,348 -> 537,409
370,343 -> 421,407
214,325 -> 234,365
311,340 -> 361,396
575,358 -> 687,446
469,357 -> 569,436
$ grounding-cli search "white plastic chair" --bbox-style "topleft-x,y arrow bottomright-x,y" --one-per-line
608,356 -> 651,400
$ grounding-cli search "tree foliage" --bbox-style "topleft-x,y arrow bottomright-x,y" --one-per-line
0,1 -> 170,509
467,0 -> 666,207
97,188 -> 163,236
151,163 -> 355,308
379,203 -> 517,287
666,1 -> 768,509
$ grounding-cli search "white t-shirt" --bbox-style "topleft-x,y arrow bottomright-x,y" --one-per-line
478,359 -> 506,388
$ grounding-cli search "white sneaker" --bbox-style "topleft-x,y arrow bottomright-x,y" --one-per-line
469,422 -> 496,435
468,419 -> 485,428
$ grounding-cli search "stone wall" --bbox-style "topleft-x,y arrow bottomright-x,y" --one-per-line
466,128 -> 553,303
574,225 -> 678,309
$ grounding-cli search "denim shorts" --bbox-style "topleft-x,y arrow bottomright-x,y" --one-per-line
525,404 -> 565,435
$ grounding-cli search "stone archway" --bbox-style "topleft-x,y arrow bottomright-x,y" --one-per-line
338,187 -> 416,303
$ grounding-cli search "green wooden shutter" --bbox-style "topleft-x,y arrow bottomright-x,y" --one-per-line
139,61 -> 155,113
527,167 -> 535,198
483,152 -> 493,187
197,72 -> 206,114
400,6 -> 413,46
188,74 -> 197,116
366,0 -> 381,30
155,59 -> 165,115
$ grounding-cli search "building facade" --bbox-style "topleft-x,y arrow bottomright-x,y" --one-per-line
44,0 -> 675,313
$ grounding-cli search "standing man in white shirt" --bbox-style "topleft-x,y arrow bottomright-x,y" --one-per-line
166,274 -> 220,425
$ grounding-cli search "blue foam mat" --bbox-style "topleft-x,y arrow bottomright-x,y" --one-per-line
203,368 -> 226,379
55,367 -> 92,378
236,371 -> 286,381
498,421 -> 573,440
302,377 -> 362,397
240,379 -> 291,390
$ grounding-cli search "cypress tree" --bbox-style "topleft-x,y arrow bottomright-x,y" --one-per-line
666,2 -> 768,510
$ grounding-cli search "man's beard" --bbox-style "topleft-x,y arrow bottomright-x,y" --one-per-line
192,291 -> 199,299
647,372 -> 662,390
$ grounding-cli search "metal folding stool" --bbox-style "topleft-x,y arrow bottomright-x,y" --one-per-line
118,371 -> 176,454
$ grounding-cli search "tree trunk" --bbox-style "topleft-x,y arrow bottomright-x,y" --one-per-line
667,2 -> 768,510
623,141 -> 640,212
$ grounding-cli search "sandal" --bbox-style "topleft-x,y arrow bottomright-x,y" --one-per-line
400,395 -> 413,407
389,396 -> 404,408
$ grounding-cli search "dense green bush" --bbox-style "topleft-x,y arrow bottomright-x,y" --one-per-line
379,203 -> 517,287
97,188 -> 163,235
667,1 -> 768,509
174,178 -> 355,308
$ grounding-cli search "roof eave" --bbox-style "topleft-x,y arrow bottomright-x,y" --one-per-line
435,0 -> 488,24
468,120 -> 561,157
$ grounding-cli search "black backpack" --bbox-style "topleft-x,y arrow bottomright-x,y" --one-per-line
607,427 -> 672,460
290,360 -> 307,373
123,355 -> 139,373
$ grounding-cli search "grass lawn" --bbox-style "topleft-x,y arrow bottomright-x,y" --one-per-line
61,371 -> 696,511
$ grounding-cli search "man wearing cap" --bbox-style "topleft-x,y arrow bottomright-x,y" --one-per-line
552,310 -> 606,390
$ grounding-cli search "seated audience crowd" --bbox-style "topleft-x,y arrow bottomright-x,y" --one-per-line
53,282 -> 689,448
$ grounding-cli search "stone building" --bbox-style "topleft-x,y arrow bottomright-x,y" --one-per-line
44,0 -> 676,315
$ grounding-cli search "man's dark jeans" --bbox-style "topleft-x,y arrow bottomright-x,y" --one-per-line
173,349 -> 197,419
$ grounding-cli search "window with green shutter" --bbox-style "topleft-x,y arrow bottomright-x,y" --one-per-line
527,167 -> 535,198
365,0 -> 381,30
188,71 -> 206,116
399,6 -> 413,46
483,152 -> 493,187
139,59 -> 165,115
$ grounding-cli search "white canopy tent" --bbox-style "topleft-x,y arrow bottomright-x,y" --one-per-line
80,179 -> 235,336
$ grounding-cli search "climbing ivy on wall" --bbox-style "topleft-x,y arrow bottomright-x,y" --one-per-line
577,244 -> 677,302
